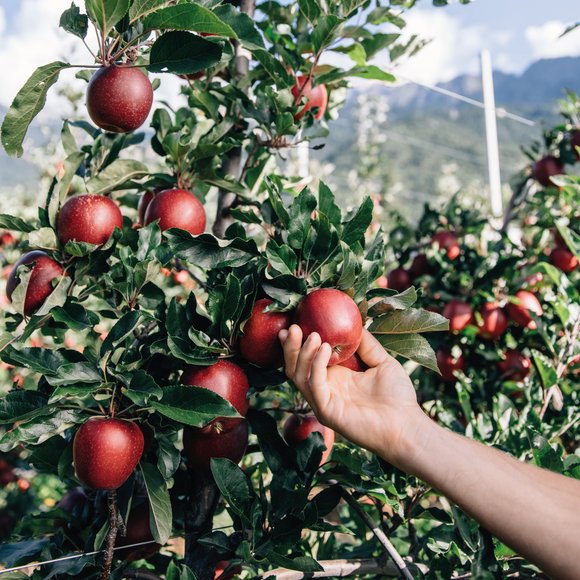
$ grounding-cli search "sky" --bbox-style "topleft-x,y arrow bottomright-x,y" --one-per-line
0,0 -> 578,114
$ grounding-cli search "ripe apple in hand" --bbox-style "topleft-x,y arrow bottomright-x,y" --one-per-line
57,195 -> 123,246
477,302 -> 508,340
295,288 -> 363,366
239,298 -> 292,368
498,349 -> 531,382
182,360 -> 249,432
506,290 -> 543,329
292,76 -> 328,120
442,300 -> 473,332
73,418 -> 144,490
532,156 -> 564,188
6,251 -> 65,316
436,347 -> 465,382
550,247 -> 578,273
183,419 -> 248,472
144,188 -> 206,235
87,65 -> 153,133
283,414 -> 335,464
432,231 -> 460,260
386,268 -> 411,292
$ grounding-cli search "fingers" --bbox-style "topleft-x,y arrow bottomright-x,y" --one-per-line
294,332 -> 322,387
309,343 -> 332,411
357,329 -> 389,368
279,324 -> 303,378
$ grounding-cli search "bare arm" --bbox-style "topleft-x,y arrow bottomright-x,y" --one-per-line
279,325 -> 580,580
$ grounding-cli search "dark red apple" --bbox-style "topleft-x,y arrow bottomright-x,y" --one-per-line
57,195 -> 123,246
214,561 -> 242,580
86,65 -> 153,133
506,290 -> 543,329
144,188 -> 206,235
409,253 -> 432,278
182,360 -> 249,431
138,190 -> 156,225
477,302 -> 508,340
498,349 -> 531,382
291,75 -> 328,121
339,353 -> 368,372
183,419 -> 248,472
239,298 -> 292,368
6,251 -> 65,316
116,501 -> 161,561
386,268 -> 411,292
442,300 -> 473,332
295,289 -> 363,366
283,414 -> 335,464
57,487 -> 88,514
532,156 -> 564,188
73,418 -> 144,490
436,347 -> 465,382
550,247 -> 578,273
432,231 -> 460,260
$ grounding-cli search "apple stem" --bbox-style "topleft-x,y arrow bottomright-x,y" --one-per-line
100,489 -> 121,580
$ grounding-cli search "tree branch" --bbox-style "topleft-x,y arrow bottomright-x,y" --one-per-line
99,490 -> 121,580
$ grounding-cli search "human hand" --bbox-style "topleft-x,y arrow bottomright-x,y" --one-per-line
279,325 -> 428,467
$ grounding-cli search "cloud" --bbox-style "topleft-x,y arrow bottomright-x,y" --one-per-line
525,21 -> 580,60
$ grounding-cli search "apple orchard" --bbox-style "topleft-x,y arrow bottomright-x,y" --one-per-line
0,1 -> 578,580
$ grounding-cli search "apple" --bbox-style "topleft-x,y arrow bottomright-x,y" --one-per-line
386,268 -> 411,292
291,75 -> 328,121
144,188 -> 206,235
409,253 -> 432,278
116,501 -> 161,561
73,417 -> 144,490
0,458 -> 15,487
6,251 -> 65,316
295,288 -> 363,366
239,298 -> 292,368
57,195 -> 123,246
183,419 -> 248,472
532,156 -> 564,188
572,130 -> 580,160
138,190 -> 156,225
477,302 -> 508,340
86,65 -> 153,133
375,275 -> 388,288
550,247 -> 578,273
498,349 -> 531,382
283,414 -> 335,464
214,561 -> 242,580
442,300 -> 473,332
182,359 -> 250,431
339,353 -> 368,372
0,231 -> 15,246
506,290 -> 543,329
57,487 -> 88,514
436,347 -> 465,382
432,231 -> 460,260
0,510 -> 14,540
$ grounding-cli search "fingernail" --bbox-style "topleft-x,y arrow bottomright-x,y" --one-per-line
279,329 -> 288,342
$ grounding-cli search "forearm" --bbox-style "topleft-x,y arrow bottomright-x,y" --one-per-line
391,412 -> 580,579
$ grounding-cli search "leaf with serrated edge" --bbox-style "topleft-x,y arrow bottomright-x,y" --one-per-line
86,159 -> 149,195
367,287 -> 418,315
375,333 -> 439,372
369,308 -> 449,334
140,462 -> 172,544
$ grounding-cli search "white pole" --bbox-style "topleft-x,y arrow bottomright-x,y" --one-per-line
480,50 -> 503,218
296,139 -> 310,178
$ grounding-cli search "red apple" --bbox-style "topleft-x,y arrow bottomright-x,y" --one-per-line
239,298 -> 292,368
73,418 -> 144,490
442,300 -> 473,332
386,268 -> 411,292
144,188 -> 206,235
116,501 -> 161,561
295,288 -> 363,366
477,302 -> 508,340
506,290 -> 543,329
138,190 -> 156,225
183,419 -> 248,472
375,275 -> 388,288
283,414 -> 335,464
532,156 -> 564,188
182,360 -> 249,431
57,487 -> 88,514
214,561 -> 242,580
339,353 -> 368,372
57,195 -> 123,246
550,247 -> 578,273
86,65 -> 153,133
409,253 -> 432,278
432,231 -> 460,260
498,349 -> 531,382
291,75 -> 328,121
6,251 -> 65,316
436,347 -> 465,382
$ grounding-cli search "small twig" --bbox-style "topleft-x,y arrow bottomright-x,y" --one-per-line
342,491 -> 414,580
100,490 -> 120,580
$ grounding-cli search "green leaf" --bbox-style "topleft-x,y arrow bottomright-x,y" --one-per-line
318,182 -> 341,225
311,15 -> 342,52
28,227 -> 58,250
45,362 -> 103,386
53,152 -> 84,223
267,553 -> 323,573
1,346 -> 82,376
369,308 -> 449,334
86,159 -> 149,195
34,275 -> 72,317
85,0 -> 130,37
148,31 -> 223,74
0,391 -> 49,424
531,350 -> 558,389
100,310 -> 142,356
341,197 -> 373,246
375,333 -> 439,372
367,287 -> 419,315
347,65 -> 395,82
0,539 -> 50,568
125,370 -> 163,405
157,436 -> 181,480
211,458 -> 255,518
288,188 -> 317,250
51,302 -> 100,330
0,214 -> 35,233
59,4 -> 89,39
1,61 -> 72,157
143,5 -> 237,37
140,462 -> 172,544
297,0 -> 322,23
253,49 -> 294,87
129,0 -> 166,22
150,385 -> 239,427
266,240 -> 298,276
213,5 -> 265,50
